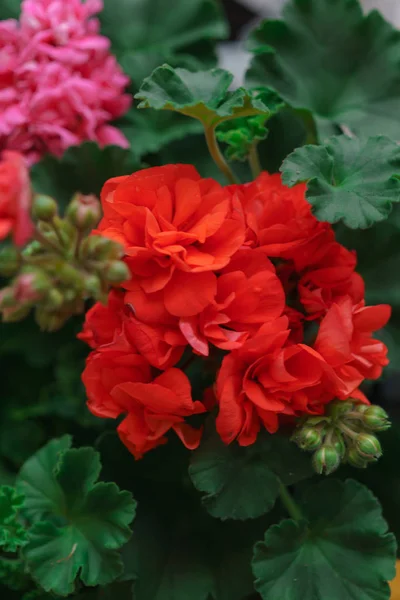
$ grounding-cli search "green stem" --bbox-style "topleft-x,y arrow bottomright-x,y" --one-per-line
204,125 -> 239,184
279,482 -> 304,522
50,219 -> 66,248
249,143 -> 262,179
34,229 -> 63,255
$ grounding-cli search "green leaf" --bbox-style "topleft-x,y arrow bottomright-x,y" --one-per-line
100,0 -> 228,90
31,143 -> 140,210
216,116 -> 269,161
136,65 -> 283,128
252,479 -> 396,600
246,0 -> 400,140
0,486 -> 27,552
281,135 -> 400,228
189,426 -> 312,520
17,436 -> 72,522
117,108 -> 202,157
17,440 -> 136,596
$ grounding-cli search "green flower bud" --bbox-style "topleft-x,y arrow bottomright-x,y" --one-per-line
332,433 -> 346,459
57,263 -> 84,287
32,195 -> 58,221
329,400 -> 354,419
355,433 -> 382,459
103,260 -> 130,284
363,406 -> 391,432
354,403 -> 369,415
35,308 -> 68,332
294,427 -> 323,451
84,274 -> 102,297
2,304 -> 31,323
14,270 -> 51,303
346,447 -> 369,469
81,235 -> 123,261
66,193 -> 101,231
0,246 -> 20,277
45,289 -> 64,310
312,446 -> 341,476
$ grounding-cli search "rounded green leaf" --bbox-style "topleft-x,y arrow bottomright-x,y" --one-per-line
246,0 -> 400,140
17,439 -> 136,596
189,428 -> 280,520
281,135 -> 400,228
252,479 -> 396,600
135,65 -> 283,128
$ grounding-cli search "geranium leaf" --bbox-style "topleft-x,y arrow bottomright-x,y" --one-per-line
0,486 -> 27,552
135,65 -> 283,129
100,0 -> 228,90
281,135 -> 400,228
252,479 -> 396,600
17,439 -> 136,596
31,143 -> 140,210
246,0 -> 400,140
189,426 -> 312,520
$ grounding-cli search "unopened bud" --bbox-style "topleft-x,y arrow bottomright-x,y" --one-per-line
2,304 -> 31,323
35,308 -> 68,332
45,289 -> 64,310
66,193 -> 101,231
354,403 -> 369,415
57,264 -> 83,287
294,427 -> 323,451
329,400 -> 354,419
332,433 -> 346,459
84,274 -> 102,297
355,433 -> 382,459
346,446 -> 369,469
32,195 -> 58,221
103,260 -> 130,284
14,271 -> 50,303
312,446 -> 340,475
363,406 -> 391,432
0,246 -> 20,277
81,235 -> 124,261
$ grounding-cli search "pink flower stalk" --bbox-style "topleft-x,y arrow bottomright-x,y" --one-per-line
0,0 -> 131,164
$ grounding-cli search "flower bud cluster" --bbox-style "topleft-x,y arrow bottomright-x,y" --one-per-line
0,193 -> 129,331
292,400 -> 390,475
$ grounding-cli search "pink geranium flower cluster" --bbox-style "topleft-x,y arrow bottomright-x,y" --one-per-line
0,0 -> 131,164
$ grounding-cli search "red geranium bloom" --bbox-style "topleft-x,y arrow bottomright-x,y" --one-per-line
179,249 -> 285,355
82,344 -> 152,419
79,289 -> 187,369
239,172 -> 331,259
299,242 -> 364,317
96,164 -> 245,317
78,289 -> 126,348
113,368 -> 205,459
315,297 -> 391,387
216,317 -> 338,446
0,150 -> 33,246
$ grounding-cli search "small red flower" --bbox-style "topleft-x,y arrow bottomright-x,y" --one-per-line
315,297 -> 391,388
216,317 -> 337,446
0,151 -> 33,246
82,345 -> 152,419
113,368 -> 205,459
179,249 -> 285,355
239,172 -> 330,259
96,164 -> 245,317
78,289 -> 126,348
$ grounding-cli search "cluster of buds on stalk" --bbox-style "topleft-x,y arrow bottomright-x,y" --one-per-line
292,400 -> 391,475
0,192 -> 129,331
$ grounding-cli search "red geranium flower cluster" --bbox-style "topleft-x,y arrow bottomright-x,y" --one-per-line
79,165 -> 391,458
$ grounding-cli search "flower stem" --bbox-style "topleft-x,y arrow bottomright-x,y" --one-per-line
204,125 -> 239,184
33,229 -> 63,255
278,481 -> 304,522
249,143 -> 262,179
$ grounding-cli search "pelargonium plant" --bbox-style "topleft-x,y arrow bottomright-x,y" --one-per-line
1,0 -> 400,599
